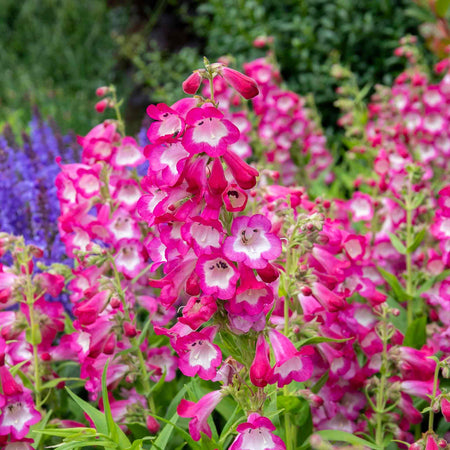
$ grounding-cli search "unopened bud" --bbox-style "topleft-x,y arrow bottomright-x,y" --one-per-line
123,322 -> 137,338
409,443 -> 421,450
146,416 -> 160,434
182,71 -> 203,95
96,86 -> 110,97
301,285 -> 312,296
41,352 -> 51,361
110,297 -> 121,309
95,99 -> 112,113
221,67 -> 259,99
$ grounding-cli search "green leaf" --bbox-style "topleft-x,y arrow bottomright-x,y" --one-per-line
101,361 -> 131,449
407,228 -> 426,253
16,369 -> 34,390
418,269 -> 450,294
218,404 -> 243,444
403,315 -> 427,349
166,383 -> 189,419
411,191 -> 426,209
9,360 -> 29,377
297,407 -> 313,447
64,313 -> 76,334
388,232 -> 406,255
316,430 -> 381,449
26,325 -> 42,346
291,398 -> 311,427
102,360 -> 117,442
137,315 -> 153,346
151,412 -> 199,450
33,427 -> 97,438
40,377 -> 83,390
64,388 -> 110,437
386,296 -> 407,334
436,0 -> 450,17
297,336 -> 351,348
378,267 -> 412,301
311,370 -> 329,394
277,395 -> 302,413
127,422 -> 151,440
30,408 -> 52,448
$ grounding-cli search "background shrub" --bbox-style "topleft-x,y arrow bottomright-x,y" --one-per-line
0,0 -> 128,134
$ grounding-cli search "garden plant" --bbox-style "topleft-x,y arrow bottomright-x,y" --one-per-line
1,26 -> 450,450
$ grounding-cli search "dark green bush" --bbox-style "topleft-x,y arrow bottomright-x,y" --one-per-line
190,0 -> 431,130
0,0 -> 128,134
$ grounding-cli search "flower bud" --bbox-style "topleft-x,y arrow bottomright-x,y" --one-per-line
95,99 -> 113,113
123,322 -> 137,338
182,71 -> 202,95
146,415 -> 160,434
96,86 -> 110,97
221,67 -> 259,99
110,297 -> 121,309
301,285 -> 312,296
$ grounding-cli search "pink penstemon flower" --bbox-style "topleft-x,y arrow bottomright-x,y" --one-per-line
229,413 -> 286,450
177,390 -> 223,441
174,326 -> 222,380
146,103 -> 185,142
195,253 -> 239,299
268,329 -> 314,388
182,107 -> 240,157
249,334 -> 273,388
223,214 -> 281,269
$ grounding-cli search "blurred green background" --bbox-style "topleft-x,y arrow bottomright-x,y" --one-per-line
0,0 -> 442,136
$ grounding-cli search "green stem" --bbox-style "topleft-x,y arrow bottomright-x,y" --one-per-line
375,316 -> 388,447
109,257 -> 153,404
283,233 -> 297,450
428,362 -> 440,432
25,259 -> 42,410
110,86 -> 125,136
405,185 -> 413,326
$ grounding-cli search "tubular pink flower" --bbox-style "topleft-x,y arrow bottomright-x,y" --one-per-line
179,295 -> 218,330
442,397 -> 450,422
0,391 -> 41,440
111,137 -> 145,168
196,253 -> 239,299
228,265 -> 273,315
208,157 -> 228,195
174,326 -> 222,380
182,107 -> 240,157
223,184 -> 248,212
0,367 -> 23,396
221,67 -> 260,100
425,435 -> 439,450
181,217 -> 224,256
222,149 -> 259,189
249,335 -> 273,388
177,390 -> 223,441
268,329 -> 314,388
223,214 -> 282,269
144,141 -> 189,188
182,71 -> 203,95
229,413 -> 286,450
146,103 -> 185,142
311,282 -> 347,312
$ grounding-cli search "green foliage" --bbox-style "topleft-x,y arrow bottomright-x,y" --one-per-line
189,0 -> 431,130
0,0 -> 128,134
115,33 -> 203,109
